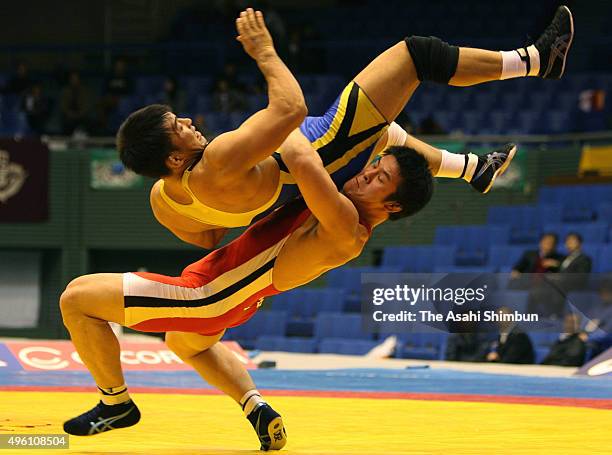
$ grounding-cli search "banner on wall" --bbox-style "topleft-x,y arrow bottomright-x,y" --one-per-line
1,340 -> 255,371
0,138 -> 49,222
90,149 -> 144,190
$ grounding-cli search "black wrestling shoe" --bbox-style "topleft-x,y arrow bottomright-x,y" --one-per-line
63,400 -> 141,436
535,5 -> 574,79
246,403 -> 287,451
469,143 -> 517,194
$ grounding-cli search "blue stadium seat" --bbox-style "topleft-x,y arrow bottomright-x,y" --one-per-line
535,346 -> 550,364
432,265 -> 495,273
517,111 -> 542,134
489,110 -> 514,134
255,335 -> 317,353
544,111 -> 572,134
596,202 -> 612,223
562,206 -> 596,222
435,225 -> 510,265
314,312 -> 373,340
581,243 -> 604,273
566,291 -> 602,319
318,338 -> 380,355
180,76 -> 213,95
227,311 -> 287,348
543,222 -> 608,244
458,110 -> 485,134
488,245 -> 532,272
538,184 -> 612,209
395,332 -> 448,360
285,320 -> 314,338
134,76 -> 165,96
489,290 -> 529,313
599,244 -> 612,272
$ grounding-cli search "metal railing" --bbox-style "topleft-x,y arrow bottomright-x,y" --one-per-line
40,130 -> 612,151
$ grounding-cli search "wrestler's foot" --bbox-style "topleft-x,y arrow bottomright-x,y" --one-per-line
247,403 -> 287,451
535,5 -> 574,79
63,400 -> 141,436
469,143 -> 517,194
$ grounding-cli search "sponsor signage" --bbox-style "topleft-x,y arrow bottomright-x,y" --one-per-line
0,138 -> 49,222
0,344 -> 21,371
90,149 -> 144,190
2,340 -> 255,371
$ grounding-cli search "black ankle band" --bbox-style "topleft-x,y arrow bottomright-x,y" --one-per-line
523,47 -> 531,76
459,155 -> 469,179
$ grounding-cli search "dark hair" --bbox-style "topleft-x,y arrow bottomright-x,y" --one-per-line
116,104 -> 173,178
540,232 -> 558,244
566,231 -> 583,244
384,146 -> 434,220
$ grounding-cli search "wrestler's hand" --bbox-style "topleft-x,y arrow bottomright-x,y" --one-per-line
236,8 -> 275,60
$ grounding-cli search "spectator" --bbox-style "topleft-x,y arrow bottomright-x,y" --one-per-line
559,232 -> 592,274
104,58 -> 133,97
446,332 -> 489,362
60,71 -> 90,135
21,82 -> 50,135
541,313 -> 587,366
486,307 -> 535,364
2,61 -> 32,95
511,232 -> 563,278
99,58 -> 133,134
158,76 -> 186,113
547,232 -> 592,293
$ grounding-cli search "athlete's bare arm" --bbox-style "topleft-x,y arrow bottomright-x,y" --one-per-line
280,130 -> 365,247
204,9 -> 306,177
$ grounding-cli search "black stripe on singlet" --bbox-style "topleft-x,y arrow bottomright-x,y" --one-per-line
274,84 -> 387,173
125,258 -> 276,309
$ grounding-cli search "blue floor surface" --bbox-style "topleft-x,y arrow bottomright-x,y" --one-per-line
1,368 -> 610,399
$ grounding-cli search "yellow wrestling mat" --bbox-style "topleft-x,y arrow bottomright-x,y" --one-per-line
0,391 -> 610,455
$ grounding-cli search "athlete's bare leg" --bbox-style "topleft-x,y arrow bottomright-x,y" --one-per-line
60,274 -> 126,389
353,43 -> 503,124
165,331 -> 256,403
351,42 -> 515,192
450,48 -> 503,86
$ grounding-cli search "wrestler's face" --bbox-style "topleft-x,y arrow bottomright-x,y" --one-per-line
166,112 -> 208,153
343,154 -> 403,214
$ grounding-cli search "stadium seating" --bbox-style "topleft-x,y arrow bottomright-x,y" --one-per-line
395,332 -> 449,360
255,335 -> 317,353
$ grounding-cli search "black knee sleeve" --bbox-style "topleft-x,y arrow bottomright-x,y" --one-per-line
405,36 -> 459,84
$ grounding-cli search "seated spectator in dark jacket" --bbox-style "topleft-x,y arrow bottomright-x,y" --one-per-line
2,61 -> 32,95
445,320 -> 490,362
559,232 -> 592,273
511,232 -> 563,278
21,82 -> 50,135
547,232 -> 592,292
486,307 -> 535,364
60,71 -> 90,135
541,313 -> 587,366
99,58 -> 133,134
157,76 -> 186,113
446,333 -> 489,362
